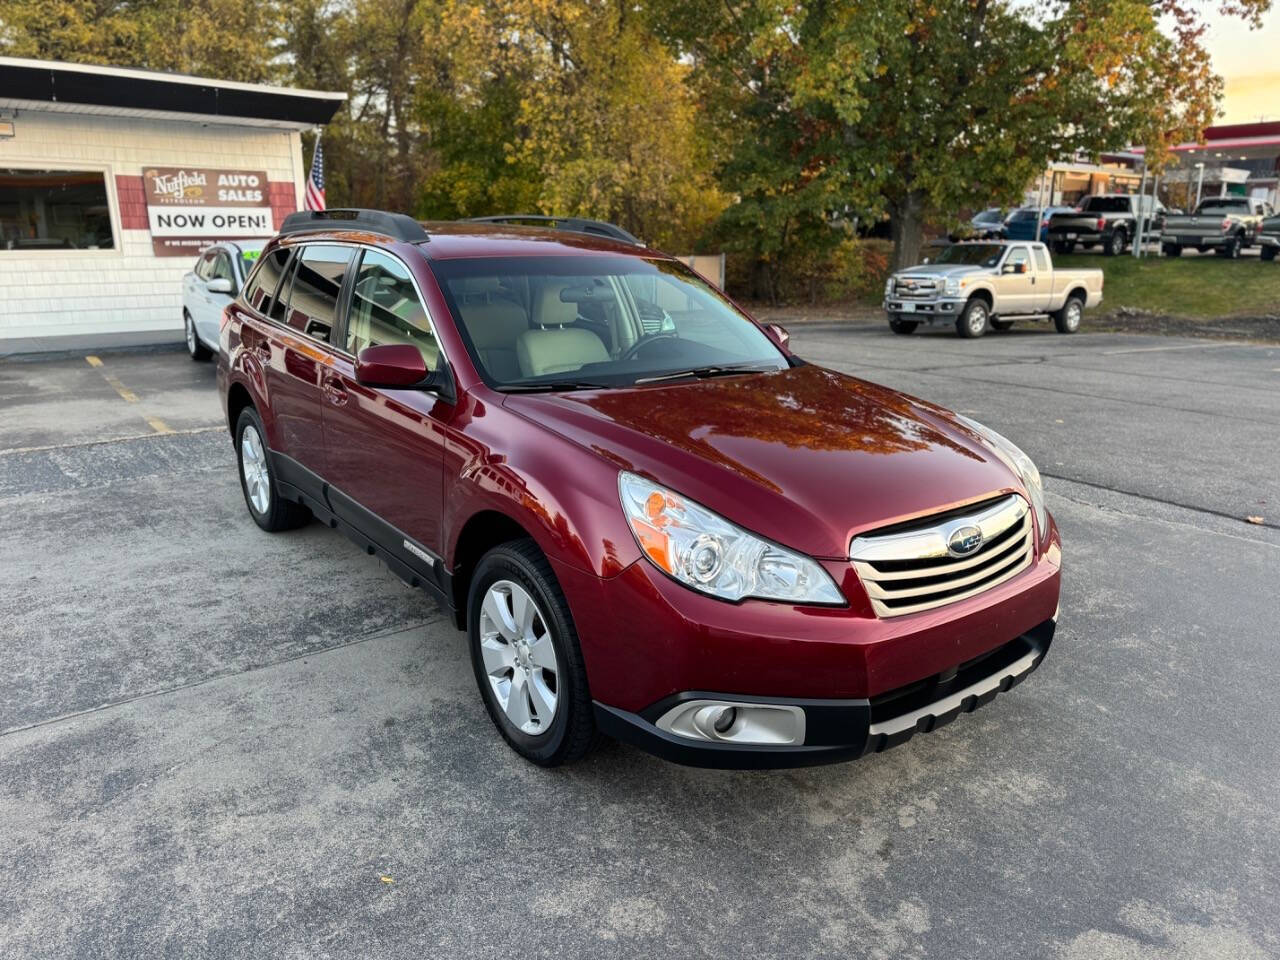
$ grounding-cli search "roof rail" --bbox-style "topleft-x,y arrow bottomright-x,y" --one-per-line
465,215 -> 643,246
278,208 -> 429,243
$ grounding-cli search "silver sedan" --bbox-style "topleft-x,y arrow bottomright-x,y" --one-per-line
181,240 -> 265,360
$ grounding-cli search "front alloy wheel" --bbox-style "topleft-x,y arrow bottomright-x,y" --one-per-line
957,299 -> 988,338
467,539 -> 596,766
479,579 -> 560,736
185,311 -> 212,361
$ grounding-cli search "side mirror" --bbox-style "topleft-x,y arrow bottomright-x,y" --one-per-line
763,323 -> 791,351
206,278 -> 233,294
356,343 -> 431,388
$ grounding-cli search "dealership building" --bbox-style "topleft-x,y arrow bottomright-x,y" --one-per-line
0,57 -> 345,353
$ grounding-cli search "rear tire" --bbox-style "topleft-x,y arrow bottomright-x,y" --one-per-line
1263,246 -> 1278,262
467,539 -> 596,767
1163,244 -> 1182,258
234,407 -> 310,532
957,299 -> 989,338
185,311 -> 212,362
889,317 -> 918,335
990,320 -> 1014,331
1104,230 -> 1126,256
1054,296 -> 1084,334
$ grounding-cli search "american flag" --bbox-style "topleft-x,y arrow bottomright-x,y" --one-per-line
304,136 -> 326,211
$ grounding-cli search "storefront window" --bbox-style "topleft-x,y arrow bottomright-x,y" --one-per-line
0,169 -> 115,251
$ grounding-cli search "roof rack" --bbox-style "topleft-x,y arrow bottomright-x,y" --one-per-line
278,208 -> 429,243
465,215 -> 643,246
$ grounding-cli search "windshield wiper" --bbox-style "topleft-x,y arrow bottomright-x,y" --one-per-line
498,379 -> 613,393
633,364 -> 775,385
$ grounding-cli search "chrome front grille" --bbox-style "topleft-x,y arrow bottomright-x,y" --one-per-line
850,495 -> 1033,618
893,276 -> 940,299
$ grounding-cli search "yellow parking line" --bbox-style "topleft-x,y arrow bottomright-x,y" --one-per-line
84,355 -> 170,434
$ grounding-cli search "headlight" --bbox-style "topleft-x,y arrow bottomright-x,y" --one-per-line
884,276 -> 895,297
618,472 -> 844,605
944,277 -> 962,296
956,416 -> 1048,541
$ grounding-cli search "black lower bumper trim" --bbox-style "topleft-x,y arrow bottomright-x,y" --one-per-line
595,618 -> 1055,769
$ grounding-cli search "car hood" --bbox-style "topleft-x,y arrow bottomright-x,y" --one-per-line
502,364 -> 1024,559
894,264 -> 989,279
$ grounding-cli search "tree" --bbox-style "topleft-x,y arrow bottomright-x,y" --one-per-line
424,0 -> 726,250
654,0 -> 1273,271
0,0 -> 283,83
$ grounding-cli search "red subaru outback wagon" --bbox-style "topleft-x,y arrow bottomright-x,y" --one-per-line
217,208 -> 1061,768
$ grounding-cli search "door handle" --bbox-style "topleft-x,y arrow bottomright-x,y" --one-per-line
322,374 -> 349,406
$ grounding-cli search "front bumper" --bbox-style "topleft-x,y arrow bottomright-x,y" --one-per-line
553,512 -> 1062,767
883,298 -> 965,318
595,619 -> 1055,768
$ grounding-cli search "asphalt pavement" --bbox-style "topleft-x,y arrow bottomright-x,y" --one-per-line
2,323 -> 1278,959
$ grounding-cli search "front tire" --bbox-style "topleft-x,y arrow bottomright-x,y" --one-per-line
1263,246 -> 1278,262
1055,296 -> 1084,334
185,311 -> 212,362
234,408 -> 310,532
468,539 -> 596,767
957,298 -> 989,338
888,317 -> 918,335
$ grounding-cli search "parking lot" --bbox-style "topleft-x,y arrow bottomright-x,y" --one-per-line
2,323 -> 1278,958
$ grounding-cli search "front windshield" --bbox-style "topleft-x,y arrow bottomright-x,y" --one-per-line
239,247 -> 263,275
430,255 -> 787,389
934,243 -> 1004,267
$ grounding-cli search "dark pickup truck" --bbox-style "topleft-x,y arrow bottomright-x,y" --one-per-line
1047,194 -> 1165,257
1162,197 -> 1275,258
1261,214 -> 1280,262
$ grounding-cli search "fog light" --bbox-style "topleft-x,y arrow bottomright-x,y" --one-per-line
656,699 -> 806,745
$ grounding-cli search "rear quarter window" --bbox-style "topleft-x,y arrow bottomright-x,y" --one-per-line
241,247 -> 291,317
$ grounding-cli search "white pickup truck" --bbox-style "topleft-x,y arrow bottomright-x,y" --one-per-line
883,241 -> 1105,338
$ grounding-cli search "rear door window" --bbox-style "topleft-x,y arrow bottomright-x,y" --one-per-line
281,244 -> 353,344
242,247 -> 291,317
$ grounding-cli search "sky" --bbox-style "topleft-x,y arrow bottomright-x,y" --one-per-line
1206,7 -> 1279,124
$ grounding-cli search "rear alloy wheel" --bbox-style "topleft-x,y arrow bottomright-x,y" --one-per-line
468,539 -> 595,766
234,408 -> 310,532
1218,235 -> 1241,259
888,317 -> 918,335
990,319 -> 1014,332
1055,296 -> 1084,334
956,298 -> 989,338
1105,231 -> 1126,256
1163,244 -> 1182,258
185,311 -> 212,362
